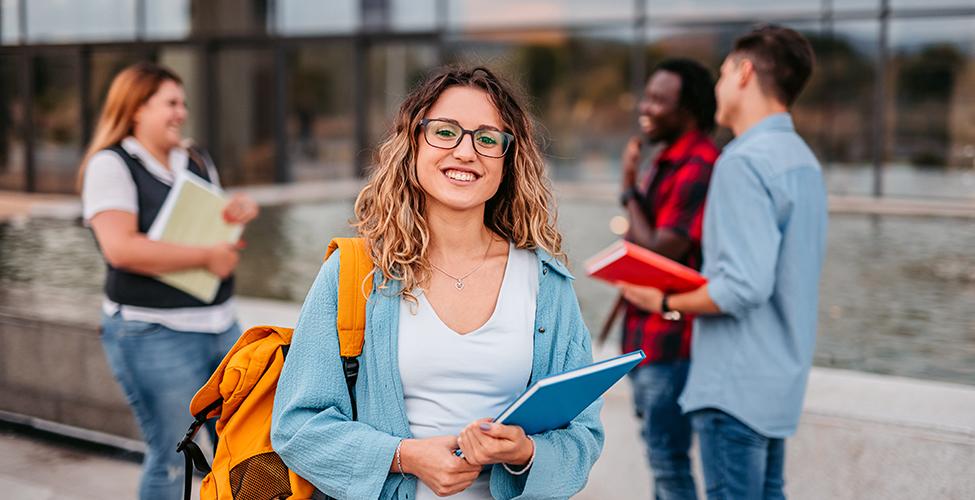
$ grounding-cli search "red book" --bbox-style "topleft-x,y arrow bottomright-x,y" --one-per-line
585,240 -> 707,293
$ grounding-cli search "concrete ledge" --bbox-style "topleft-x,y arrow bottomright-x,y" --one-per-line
4,182 -> 975,222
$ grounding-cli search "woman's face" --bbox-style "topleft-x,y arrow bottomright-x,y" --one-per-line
133,79 -> 187,151
415,85 -> 508,215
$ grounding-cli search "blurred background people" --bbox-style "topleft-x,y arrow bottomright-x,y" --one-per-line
620,25 -> 827,499
78,62 -> 258,500
616,58 -> 717,500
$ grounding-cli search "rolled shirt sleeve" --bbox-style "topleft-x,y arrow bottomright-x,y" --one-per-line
703,154 -> 782,318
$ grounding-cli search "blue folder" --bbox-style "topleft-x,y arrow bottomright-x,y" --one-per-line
496,349 -> 645,435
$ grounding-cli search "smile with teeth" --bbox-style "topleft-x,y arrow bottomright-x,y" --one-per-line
444,169 -> 478,182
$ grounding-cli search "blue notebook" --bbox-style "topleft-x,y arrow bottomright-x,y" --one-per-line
496,350 -> 645,435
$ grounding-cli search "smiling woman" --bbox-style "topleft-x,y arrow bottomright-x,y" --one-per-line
270,66 -> 605,500
76,62 -> 258,500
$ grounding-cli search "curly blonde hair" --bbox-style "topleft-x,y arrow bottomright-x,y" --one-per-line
353,66 -> 564,303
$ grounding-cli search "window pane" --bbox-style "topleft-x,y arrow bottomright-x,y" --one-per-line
647,0 -> 820,19
191,0 -> 269,36
33,53 -> 81,193
2,0 -> 20,44
286,43 -> 356,181
215,49 -> 276,185
26,0 -> 136,43
449,0 -> 633,30
806,21 -> 880,197
145,0 -> 191,40
831,0 -> 880,13
0,55 -> 25,190
276,0 -> 357,34
447,28 -> 634,182
89,50 -> 146,116
391,0 -> 438,31
158,47 -> 205,144
892,0 -> 975,9
888,17 -> 975,199
366,42 -> 439,148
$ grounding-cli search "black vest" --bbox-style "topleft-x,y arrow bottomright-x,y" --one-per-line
101,145 -> 235,308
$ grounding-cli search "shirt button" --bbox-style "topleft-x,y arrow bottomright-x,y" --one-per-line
538,327 -> 546,333
542,267 -> 548,275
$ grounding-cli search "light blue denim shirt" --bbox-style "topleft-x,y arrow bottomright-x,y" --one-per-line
679,113 -> 828,438
271,247 -> 604,500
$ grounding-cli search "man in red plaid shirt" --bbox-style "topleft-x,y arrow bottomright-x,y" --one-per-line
619,58 -> 718,500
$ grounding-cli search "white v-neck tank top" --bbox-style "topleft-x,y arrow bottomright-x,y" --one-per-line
399,242 -> 538,500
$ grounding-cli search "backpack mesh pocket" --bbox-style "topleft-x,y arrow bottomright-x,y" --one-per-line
229,451 -> 292,500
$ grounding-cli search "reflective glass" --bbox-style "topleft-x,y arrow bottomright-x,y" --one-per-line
159,47 -> 205,143
805,21 -> 880,198
89,50 -> 146,113
421,119 -> 513,158
448,0 -> 633,30
892,0 -> 975,8
888,17 -> 975,199
446,27 -> 633,181
276,0 -> 357,34
32,53 -> 81,193
286,43 -> 356,181
366,42 -> 439,148
0,54 -> 24,190
190,0 -> 268,36
391,0 -> 438,31
215,49 -> 276,185
646,0 -> 820,19
144,0 -> 191,40
26,0 -> 136,42
2,0 -> 20,44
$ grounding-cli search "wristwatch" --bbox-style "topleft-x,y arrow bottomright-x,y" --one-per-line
660,294 -> 682,321
620,186 -> 641,207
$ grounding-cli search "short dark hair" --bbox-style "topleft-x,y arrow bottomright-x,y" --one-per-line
653,58 -> 717,133
732,24 -> 815,106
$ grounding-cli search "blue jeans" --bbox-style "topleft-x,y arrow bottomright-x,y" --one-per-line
630,361 -> 698,500
101,312 -> 240,500
690,409 -> 785,500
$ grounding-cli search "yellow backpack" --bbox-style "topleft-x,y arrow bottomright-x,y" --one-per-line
177,237 -> 373,500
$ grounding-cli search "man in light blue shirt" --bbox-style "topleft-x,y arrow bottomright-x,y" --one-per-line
619,25 -> 827,499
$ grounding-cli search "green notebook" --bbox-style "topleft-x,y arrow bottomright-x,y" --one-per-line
147,171 -> 243,303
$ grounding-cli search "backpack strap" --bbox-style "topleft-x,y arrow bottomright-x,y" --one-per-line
325,237 -> 374,421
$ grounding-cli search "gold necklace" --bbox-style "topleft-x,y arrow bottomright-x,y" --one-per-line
429,237 -> 494,291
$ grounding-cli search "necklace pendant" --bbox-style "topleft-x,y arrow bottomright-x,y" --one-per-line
455,280 -> 465,290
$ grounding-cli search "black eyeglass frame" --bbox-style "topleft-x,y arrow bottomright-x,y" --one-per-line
419,118 -> 515,158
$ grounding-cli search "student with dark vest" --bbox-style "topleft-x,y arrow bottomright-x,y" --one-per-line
78,62 -> 258,500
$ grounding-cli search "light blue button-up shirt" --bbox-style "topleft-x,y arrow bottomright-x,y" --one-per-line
679,113 -> 828,438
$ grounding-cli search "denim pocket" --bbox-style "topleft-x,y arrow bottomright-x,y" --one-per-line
118,319 -> 165,337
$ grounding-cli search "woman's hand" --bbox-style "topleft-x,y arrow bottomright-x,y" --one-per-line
205,242 -> 242,278
618,283 -> 664,313
222,193 -> 259,225
457,419 -> 534,468
399,436 -> 482,497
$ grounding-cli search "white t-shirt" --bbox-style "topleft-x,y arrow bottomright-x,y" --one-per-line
81,136 -> 236,333
399,243 -> 538,500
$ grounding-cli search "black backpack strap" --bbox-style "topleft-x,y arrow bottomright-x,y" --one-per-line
177,397 -> 222,500
341,356 -> 360,421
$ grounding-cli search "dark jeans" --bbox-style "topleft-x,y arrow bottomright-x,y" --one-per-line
630,361 -> 698,500
690,409 -> 786,500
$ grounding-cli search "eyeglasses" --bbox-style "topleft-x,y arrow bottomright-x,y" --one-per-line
419,118 -> 514,158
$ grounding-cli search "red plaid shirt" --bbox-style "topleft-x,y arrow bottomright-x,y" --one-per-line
623,130 -> 718,365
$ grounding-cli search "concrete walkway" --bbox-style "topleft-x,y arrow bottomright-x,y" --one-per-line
5,296 -> 974,499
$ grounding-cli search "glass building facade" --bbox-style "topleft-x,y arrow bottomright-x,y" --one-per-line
0,0 -> 973,198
